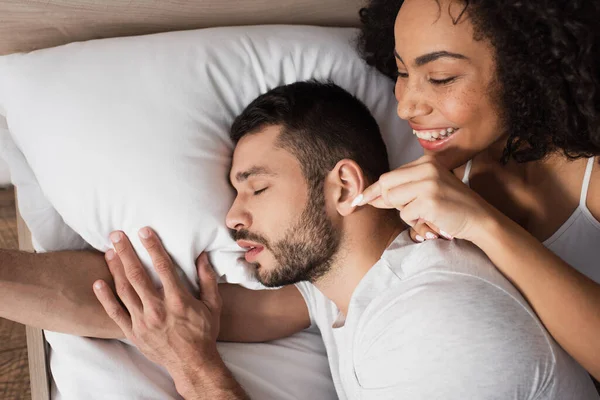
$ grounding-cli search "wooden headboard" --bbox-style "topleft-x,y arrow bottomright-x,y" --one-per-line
0,0 -> 365,55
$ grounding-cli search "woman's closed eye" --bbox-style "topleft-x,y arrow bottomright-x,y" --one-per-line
396,72 -> 457,86
429,76 -> 457,85
253,187 -> 268,196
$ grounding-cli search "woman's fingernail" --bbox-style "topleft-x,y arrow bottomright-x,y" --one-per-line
440,230 -> 454,240
425,232 -> 438,240
94,281 -> 104,290
415,235 -> 425,242
139,227 -> 150,239
110,231 -> 122,243
351,194 -> 364,207
106,249 -> 115,260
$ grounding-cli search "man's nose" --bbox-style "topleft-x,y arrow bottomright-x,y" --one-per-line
226,198 -> 251,232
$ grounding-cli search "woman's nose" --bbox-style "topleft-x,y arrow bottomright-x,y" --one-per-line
395,79 -> 433,121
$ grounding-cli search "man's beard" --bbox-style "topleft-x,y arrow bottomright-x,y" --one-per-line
234,185 -> 341,287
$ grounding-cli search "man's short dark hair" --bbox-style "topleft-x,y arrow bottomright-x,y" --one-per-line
230,81 -> 390,190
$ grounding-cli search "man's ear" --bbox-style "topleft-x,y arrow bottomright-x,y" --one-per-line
329,159 -> 366,217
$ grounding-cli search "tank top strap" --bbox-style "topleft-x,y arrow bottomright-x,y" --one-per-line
580,157 -> 596,207
461,159 -> 473,186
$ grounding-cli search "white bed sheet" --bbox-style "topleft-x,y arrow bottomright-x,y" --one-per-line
45,328 -> 335,400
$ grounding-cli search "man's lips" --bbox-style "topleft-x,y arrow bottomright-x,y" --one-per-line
236,240 -> 265,263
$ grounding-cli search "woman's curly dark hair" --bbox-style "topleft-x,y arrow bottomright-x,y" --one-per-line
358,0 -> 600,163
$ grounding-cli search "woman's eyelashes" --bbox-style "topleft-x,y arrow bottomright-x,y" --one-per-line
429,77 -> 457,85
396,71 -> 457,86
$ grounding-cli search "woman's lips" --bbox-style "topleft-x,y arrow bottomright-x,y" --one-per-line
408,123 -> 459,151
417,131 -> 458,151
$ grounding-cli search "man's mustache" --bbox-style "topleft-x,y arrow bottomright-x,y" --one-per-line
233,229 -> 271,251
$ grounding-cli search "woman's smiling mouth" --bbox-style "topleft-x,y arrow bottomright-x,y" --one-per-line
412,127 -> 458,141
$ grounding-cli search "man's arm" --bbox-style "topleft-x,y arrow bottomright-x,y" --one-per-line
0,249 -> 309,343
0,249 -> 119,338
168,351 -> 251,400
218,283 -> 309,343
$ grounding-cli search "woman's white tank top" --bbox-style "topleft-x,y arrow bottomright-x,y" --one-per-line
462,157 -> 600,283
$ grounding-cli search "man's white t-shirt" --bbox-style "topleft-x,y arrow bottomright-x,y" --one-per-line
295,231 -> 598,399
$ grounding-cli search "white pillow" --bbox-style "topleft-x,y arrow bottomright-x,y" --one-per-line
0,25 -> 421,289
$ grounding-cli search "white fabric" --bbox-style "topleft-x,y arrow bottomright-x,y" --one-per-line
0,117 -> 89,252
46,328 -> 336,400
0,157 -> 10,186
462,157 -> 600,283
0,25 -> 421,290
0,25 -> 422,399
544,157 -> 600,282
296,232 -> 599,400
461,158 -> 472,185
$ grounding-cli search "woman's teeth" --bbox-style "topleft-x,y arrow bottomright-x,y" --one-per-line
413,128 -> 458,141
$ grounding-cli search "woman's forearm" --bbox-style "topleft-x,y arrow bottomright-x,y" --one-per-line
0,249 -> 123,338
474,208 -> 600,379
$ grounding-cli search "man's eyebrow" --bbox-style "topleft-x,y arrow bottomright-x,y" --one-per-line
394,49 -> 469,67
234,166 -> 277,182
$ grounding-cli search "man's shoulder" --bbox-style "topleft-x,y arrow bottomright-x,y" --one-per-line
384,235 -> 505,283
351,270 -> 560,398
350,265 -> 598,399
356,265 -> 546,344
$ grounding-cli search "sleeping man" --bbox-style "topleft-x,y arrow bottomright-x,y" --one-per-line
1,81 -> 599,399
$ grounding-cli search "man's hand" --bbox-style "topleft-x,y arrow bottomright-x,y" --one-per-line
92,227 -> 247,399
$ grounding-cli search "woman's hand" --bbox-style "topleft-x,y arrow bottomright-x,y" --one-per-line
354,155 -> 492,242
92,227 -> 222,376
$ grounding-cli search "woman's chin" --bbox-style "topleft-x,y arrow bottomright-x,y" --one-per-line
423,150 -> 471,172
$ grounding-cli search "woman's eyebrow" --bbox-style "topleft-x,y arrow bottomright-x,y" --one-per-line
394,49 -> 469,66
415,51 -> 469,66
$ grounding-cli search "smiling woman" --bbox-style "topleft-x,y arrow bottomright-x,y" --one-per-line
358,0 -> 600,384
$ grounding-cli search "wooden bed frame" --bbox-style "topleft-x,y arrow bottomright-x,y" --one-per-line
5,1 -> 364,397
16,196 -> 51,400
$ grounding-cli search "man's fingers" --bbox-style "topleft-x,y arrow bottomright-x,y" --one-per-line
93,280 -> 133,336
138,227 -> 183,297
196,253 -> 221,311
105,249 -> 143,312
110,231 -> 158,306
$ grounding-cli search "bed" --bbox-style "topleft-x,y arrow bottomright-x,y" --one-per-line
1,1 -> 366,399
